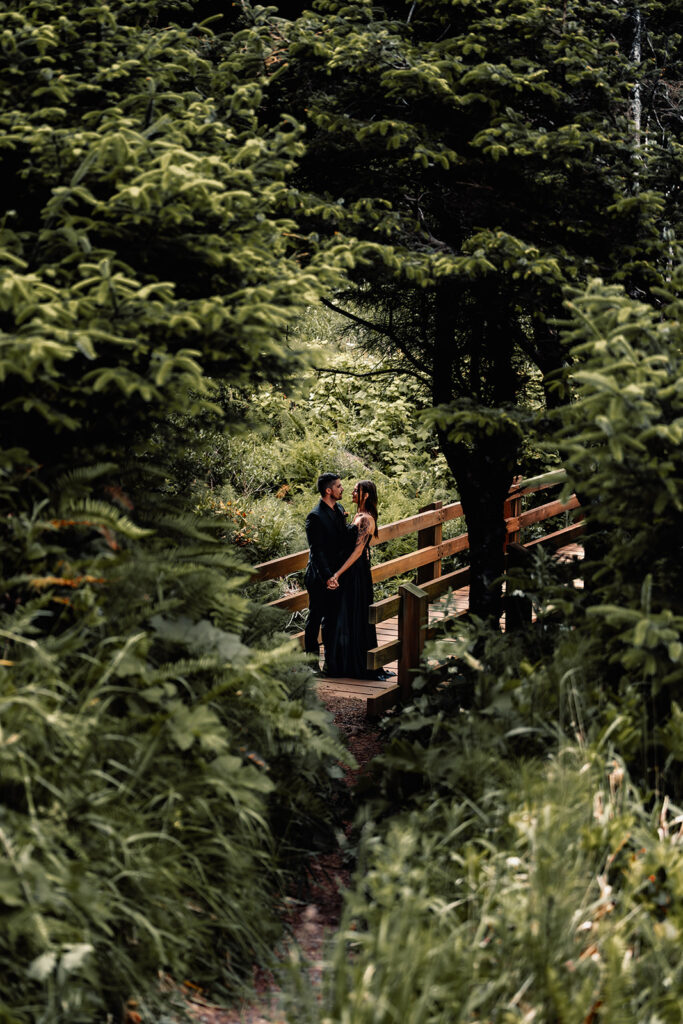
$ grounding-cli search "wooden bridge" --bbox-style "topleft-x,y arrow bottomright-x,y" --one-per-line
252,470 -> 584,717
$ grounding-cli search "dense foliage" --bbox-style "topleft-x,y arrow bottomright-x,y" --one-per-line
286,740 -> 683,1024
265,0 -> 682,616
2,0 -> 682,1020
0,2 -> 349,1020
275,271 -> 683,1022
551,271 -> 683,784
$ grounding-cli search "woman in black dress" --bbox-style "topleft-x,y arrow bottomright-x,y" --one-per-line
325,480 -> 379,679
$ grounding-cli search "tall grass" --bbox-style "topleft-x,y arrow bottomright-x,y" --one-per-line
285,748 -> 683,1024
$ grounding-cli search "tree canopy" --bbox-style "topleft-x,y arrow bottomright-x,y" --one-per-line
266,0 -> 682,616
0,2 -> 347,1018
2,0 -> 683,1018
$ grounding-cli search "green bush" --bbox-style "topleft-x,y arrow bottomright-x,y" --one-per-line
551,273 -> 683,785
285,747 -> 683,1024
0,1 -> 351,1018
0,465 -> 350,1022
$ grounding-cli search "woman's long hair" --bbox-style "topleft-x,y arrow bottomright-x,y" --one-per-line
357,480 -> 379,537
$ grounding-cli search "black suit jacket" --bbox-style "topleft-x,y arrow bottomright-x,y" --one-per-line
304,500 -> 347,588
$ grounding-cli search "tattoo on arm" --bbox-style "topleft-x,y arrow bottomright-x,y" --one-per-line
357,515 -> 371,544
336,516 -> 374,580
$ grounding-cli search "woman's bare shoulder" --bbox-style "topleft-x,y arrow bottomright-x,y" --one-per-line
355,512 -> 375,532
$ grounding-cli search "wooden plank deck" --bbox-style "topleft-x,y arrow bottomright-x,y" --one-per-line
317,541 -> 584,717
316,581 -> 469,716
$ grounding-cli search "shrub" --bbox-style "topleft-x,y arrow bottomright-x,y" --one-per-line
285,748 -> 683,1024
0,467 -> 350,1021
552,272 -> 683,788
0,0 -> 351,1017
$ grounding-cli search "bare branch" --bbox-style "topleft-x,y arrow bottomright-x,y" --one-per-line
322,297 -> 433,377
314,365 -> 430,385
321,298 -> 397,339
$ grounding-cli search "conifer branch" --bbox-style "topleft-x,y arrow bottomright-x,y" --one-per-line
315,365 -> 430,384
321,297 -> 398,339
321,298 -> 429,375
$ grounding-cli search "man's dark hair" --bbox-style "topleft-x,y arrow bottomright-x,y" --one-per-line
317,472 -> 340,497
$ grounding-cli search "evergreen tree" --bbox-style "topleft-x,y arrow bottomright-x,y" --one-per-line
266,0 -> 682,618
0,1 -> 346,1018
553,268 -> 683,789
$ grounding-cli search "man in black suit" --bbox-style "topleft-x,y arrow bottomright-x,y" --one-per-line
304,472 -> 347,668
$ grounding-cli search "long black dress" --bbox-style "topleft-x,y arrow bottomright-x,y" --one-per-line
325,519 -> 378,679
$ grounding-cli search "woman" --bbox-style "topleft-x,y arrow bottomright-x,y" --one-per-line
325,480 -> 380,679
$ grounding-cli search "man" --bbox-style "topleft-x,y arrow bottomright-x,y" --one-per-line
304,472 -> 347,670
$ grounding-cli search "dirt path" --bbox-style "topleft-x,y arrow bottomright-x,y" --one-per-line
183,695 -> 382,1024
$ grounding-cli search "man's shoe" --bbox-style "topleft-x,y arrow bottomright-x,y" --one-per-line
375,669 -> 396,680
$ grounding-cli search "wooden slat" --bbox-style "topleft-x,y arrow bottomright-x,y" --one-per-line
373,501 -> 463,544
439,534 -> 469,557
420,565 -> 471,602
442,501 -> 465,524
267,590 -> 309,611
367,685 -> 400,717
517,494 -> 580,529
318,679 -> 390,696
371,544 -> 437,582
367,639 -> 401,670
398,582 -> 429,700
374,507 -> 442,543
370,533 -> 469,583
369,594 -> 401,624
508,469 -> 567,497
524,520 -> 585,553
417,500 -> 443,585
251,549 -> 308,582
504,491 -> 523,547
425,610 -> 468,640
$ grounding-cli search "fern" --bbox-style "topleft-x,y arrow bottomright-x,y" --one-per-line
54,462 -> 119,496
56,498 -> 154,539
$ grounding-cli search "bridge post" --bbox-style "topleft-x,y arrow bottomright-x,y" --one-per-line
398,582 -> 429,701
503,481 -> 522,550
417,500 -> 443,584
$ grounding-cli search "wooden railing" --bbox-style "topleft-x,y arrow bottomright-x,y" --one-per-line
251,469 -> 584,703
251,498 -> 471,607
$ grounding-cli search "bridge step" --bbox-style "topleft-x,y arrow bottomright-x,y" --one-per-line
317,677 -> 400,718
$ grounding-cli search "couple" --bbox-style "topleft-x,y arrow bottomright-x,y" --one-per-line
304,472 -> 385,679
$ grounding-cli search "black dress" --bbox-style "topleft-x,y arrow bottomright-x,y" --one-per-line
325,520 -> 378,679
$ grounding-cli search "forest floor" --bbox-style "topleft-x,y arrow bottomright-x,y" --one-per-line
183,693 -> 383,1024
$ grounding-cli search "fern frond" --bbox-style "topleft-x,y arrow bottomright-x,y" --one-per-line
59,499 -> 153,539
142,512 -> 217,542
55,463 -> 119,495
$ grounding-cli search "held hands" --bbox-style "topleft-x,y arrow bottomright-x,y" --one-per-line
326,574 -> 340,590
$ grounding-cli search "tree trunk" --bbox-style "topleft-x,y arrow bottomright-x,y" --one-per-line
441,436 -> 515,622
431,287 -> 519,623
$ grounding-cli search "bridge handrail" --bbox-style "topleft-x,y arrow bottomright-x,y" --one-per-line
251,468 -> 568,594
250,467 -> 581,713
